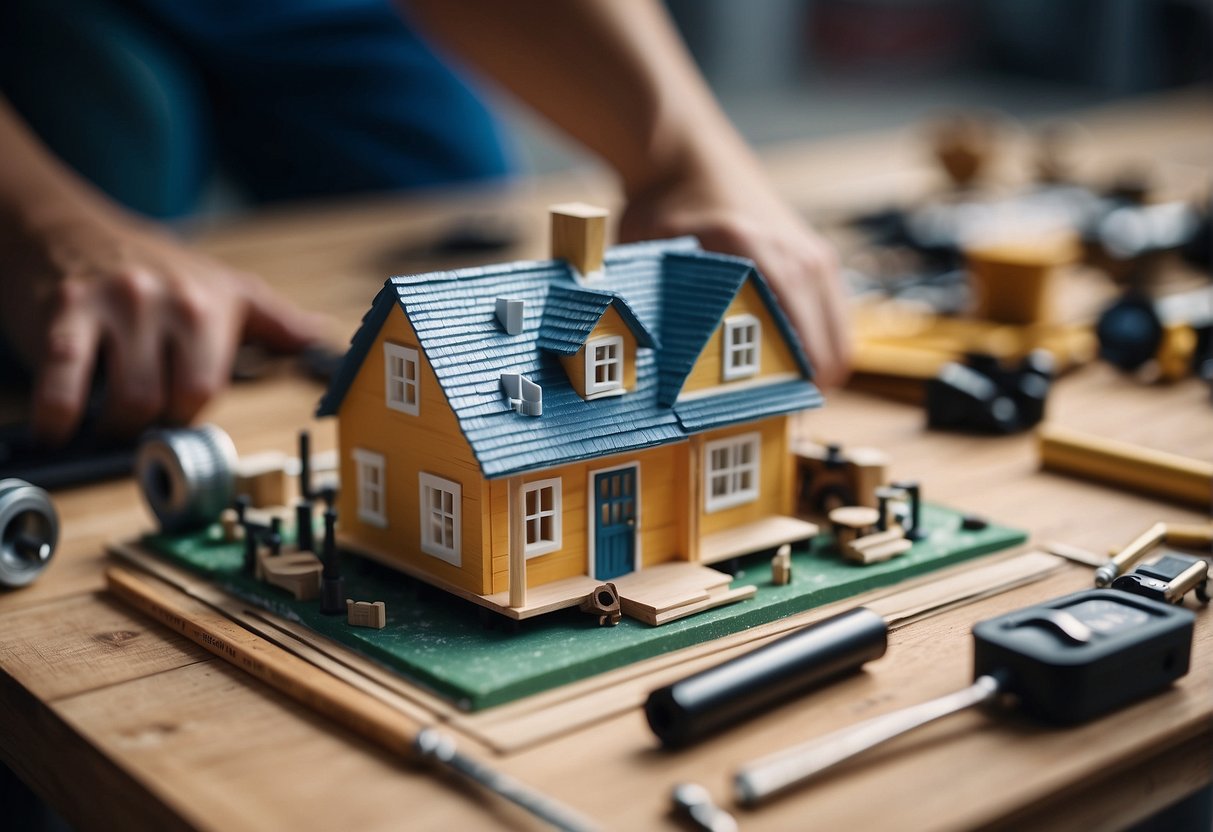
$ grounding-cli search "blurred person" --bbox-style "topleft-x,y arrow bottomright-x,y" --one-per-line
0,0 -> 849,445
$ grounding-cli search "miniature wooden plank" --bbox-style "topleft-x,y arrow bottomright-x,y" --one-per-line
612,562 -> 732,617
1039,423 -> 1213,508
698,515 -> 819,564
649,585 -> 757,626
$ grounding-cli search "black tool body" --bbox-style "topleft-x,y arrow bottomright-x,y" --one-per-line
972,589 -> 1194,724
645,607 -> 888,747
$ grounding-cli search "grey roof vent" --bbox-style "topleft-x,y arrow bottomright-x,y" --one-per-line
500,372 -> 543,417
495,297 -> 524,335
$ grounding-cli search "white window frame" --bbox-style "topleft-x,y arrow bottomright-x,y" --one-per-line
703,432 -> 761,513
353,448 -> 387,527
384,342 -> 420,415
418,472 -> 461,566
522,477 -> 562,558
584,335 -> 625,397
722,314 -> 761,381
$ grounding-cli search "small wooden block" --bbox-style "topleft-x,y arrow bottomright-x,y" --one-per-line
235,451 -> 290,509
550,203 -> 608,278
220,509 -> 244,543
965,235 -> 1079,326
771,544 -> 792,586
260,551 -> 322,600
345,599 -> 387,629
845,527 -> 912,565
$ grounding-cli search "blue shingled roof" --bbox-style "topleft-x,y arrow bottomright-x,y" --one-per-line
674,380 -> 824,433
537,283 -> 657,354
317,237 -> 821,478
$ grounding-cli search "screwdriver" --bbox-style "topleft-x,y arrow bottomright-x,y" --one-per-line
735,588 -> 1195,805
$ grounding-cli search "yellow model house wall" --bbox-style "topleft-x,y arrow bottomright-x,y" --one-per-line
680,278 -> 801,397
335,305 -> 493,595
558,306 -> 639,398
486,442 -> 689,593
698,416 -> 794,536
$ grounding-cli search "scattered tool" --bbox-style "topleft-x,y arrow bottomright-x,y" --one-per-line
670,783 -> 738,832
926,351 -> 1053,434
1094,521 -> 1212,588
106,567 -> 599,832
1094,522 -> 1167,587
734,589 -> 1194,805
645,608 -> 889,748
1038,423 -> 1213,509
0,478 -> 59,588
1112,553 -> 1210,605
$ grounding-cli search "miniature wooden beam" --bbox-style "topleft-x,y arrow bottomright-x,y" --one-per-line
508,476 -> 527,608
1038,423 -> 1213,509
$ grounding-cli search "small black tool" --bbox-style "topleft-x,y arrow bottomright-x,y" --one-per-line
735,589 -> 1194,803
644,607 -> 888,747
1111,553 -> 1210,606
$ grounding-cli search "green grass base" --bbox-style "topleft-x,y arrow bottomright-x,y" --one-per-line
142,503 -> 1025,710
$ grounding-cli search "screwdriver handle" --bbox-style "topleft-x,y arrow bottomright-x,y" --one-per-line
734,674 -> 1003,805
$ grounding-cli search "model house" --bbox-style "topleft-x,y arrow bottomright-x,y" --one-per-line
317,204 -> 823,623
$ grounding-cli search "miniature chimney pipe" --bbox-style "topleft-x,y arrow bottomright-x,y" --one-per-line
550,203 -> 608,281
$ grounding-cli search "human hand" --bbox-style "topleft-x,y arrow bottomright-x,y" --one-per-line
0,211 -> 328,444
619,166 -> 851,389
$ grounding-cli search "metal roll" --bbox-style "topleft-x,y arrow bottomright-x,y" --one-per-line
0,479 -> 59,588
135,425 -> 238,533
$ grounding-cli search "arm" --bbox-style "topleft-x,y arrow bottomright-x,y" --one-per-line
402,0 -> 851,386
0,98 -> 325,442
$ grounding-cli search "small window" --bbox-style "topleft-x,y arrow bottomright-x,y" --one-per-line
353,449 -> 387,527
384,343 -> 420,415
418,472 -> 461,565
722,314 -> 761,380
585,335 -> 624,396
522,478 -> 562,557
703,433 -> 761,512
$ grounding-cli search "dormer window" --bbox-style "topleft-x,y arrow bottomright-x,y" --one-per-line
722,314 -> 761,380
385,343 -> 419,415
585,335 -> 624,397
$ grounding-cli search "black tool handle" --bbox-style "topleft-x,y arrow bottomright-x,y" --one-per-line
644,607 -> 888,747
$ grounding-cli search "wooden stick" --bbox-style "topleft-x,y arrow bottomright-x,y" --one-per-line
1095,523 -> 1167,587
1038,424 -> 1213,509
1165,522 -> 1213,552
105,567 -> 599,832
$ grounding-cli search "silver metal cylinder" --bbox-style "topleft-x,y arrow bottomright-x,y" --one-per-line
135,425 -> 238,533
0,479 -> 59,588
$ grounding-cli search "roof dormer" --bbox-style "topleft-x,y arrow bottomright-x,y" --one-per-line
538,283 -> 656,401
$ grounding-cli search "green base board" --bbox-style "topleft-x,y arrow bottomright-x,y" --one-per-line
142,503 -> 1025,710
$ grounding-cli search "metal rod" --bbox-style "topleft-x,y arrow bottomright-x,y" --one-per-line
734,674 -> 1003,805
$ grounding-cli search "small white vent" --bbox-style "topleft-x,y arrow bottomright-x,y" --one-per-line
495,297 -> 524,335
500,372 -> 542,417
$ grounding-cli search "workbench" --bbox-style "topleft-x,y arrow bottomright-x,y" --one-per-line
2,91 -> 1210,831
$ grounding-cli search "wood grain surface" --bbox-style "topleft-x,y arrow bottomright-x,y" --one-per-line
1,90 -> 1211,831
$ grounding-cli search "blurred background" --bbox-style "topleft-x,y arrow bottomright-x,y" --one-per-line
507,0 -> 1212,175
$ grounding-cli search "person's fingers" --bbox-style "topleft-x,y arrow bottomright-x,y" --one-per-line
165,285 -> 238,425
237,274 -> 329,352
99,269 -> 167,435
31,283 -> 101,445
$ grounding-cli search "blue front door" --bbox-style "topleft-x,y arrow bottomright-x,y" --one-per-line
594,467 -> 636,580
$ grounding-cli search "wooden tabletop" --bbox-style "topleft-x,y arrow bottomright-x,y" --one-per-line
2,91 -> 1211,832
